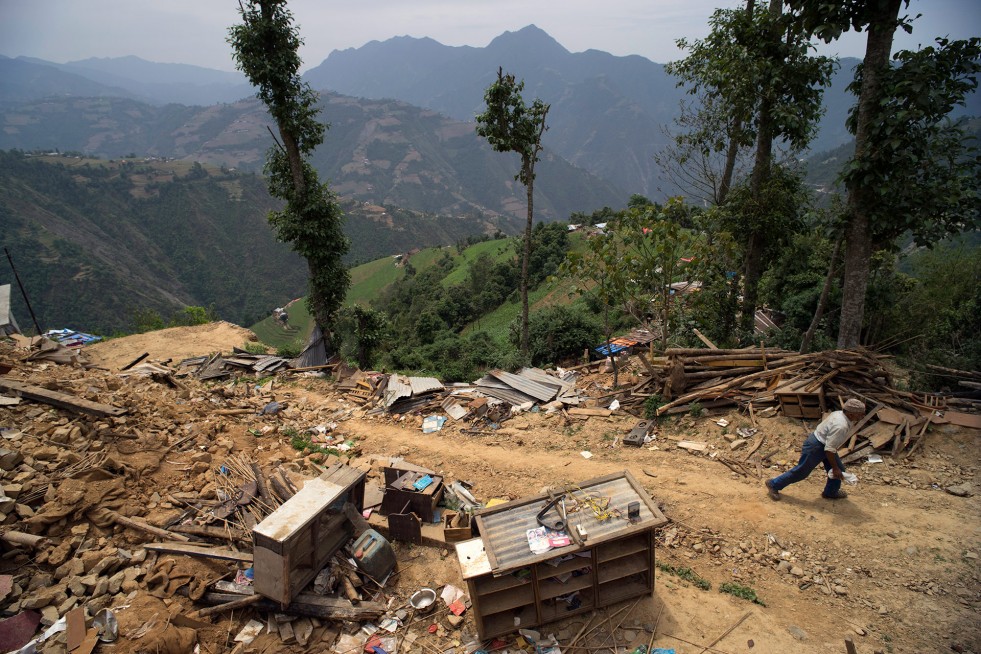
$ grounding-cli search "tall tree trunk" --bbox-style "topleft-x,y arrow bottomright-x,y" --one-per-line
800,235 -> 842,354
520,157 -> 533,356
717,118 -> 741,205
739,0 -> 781,332
838,0 -> 901,348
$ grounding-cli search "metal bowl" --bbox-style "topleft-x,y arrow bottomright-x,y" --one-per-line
409,588 -> 437,613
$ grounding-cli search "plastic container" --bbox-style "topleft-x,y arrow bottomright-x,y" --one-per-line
351,529 -> 396,579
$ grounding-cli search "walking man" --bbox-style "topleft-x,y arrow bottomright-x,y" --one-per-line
765,398 -> 866,501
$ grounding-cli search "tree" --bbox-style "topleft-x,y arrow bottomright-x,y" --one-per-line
476,67 -> 550,356
668,1 -> 834,329
791,0 -> 981,346
341,305 -> 388,369
228,0 -> 349,352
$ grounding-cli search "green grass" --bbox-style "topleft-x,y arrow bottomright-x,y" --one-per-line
250,300 -> 313,350
719,581 -> 765,606
440,239 -> 514,287
347,256 -> 406,305
656,562 -> 712,590
466,273 -> 586,345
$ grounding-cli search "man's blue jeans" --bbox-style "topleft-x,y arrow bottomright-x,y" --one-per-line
770,433 -> 844,497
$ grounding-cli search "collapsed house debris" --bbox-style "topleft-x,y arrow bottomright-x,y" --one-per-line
0,327 -> 977,653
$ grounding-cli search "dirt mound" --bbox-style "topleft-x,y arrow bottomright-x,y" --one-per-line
84,321 -> 258,369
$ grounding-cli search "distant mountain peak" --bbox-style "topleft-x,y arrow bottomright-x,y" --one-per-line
487,24 -> 569,57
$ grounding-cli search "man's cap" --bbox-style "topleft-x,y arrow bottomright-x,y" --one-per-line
843,398 -> 865,413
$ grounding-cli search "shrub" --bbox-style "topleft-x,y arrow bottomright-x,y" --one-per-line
512,305 -> 602,367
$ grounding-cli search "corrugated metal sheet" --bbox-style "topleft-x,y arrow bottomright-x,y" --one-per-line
476,473 -> 666,573
517,367 -> 572,392
474,376 -> 539,405
488,370 -> 558,403
408,377 -> 444,395
383,374 -> 412,407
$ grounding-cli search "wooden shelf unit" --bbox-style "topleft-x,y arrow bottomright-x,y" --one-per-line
457,471 -> 667,640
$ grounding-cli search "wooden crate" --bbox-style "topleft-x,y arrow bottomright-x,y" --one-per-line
774,377 -> 825,419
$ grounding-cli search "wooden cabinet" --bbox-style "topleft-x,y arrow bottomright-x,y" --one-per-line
253,465 -> 366,607
457,471 -> 667,640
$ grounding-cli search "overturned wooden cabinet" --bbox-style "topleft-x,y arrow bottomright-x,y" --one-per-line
457,471 -> 667,639
253,465 -> 366,606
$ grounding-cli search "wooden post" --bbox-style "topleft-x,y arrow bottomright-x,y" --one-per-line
844,636 -> 858,654
196,593 -> 262,618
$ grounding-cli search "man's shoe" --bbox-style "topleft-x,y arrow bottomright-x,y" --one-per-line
822,489 -> 848,499
765,480 -> 781,501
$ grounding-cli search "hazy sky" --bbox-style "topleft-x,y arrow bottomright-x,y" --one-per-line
1,0 -> 977,72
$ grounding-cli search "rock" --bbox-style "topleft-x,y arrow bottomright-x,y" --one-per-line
790,566 -> 804,577
693,543 -> 704,553
21,592 -> 53,610
834,585 -> 849,596
28,573 -> 54,592
945,483 -> 974,497
92,576 -> 109,598
777,561 -> 793,574
964,551 -> 978,560
2,484 -> 23,499
67,577 -> 86,597
191,451 -> 213,464
447,615 -> 464,627
853,626 -> 866,636
39,605 -> 60,627
90,555 -> 121,577
192,462 -> 210,474
108,570 -> 126,595
729,439 -> 747,450
787,625 -> 807,641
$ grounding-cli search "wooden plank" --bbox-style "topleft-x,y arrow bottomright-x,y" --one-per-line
692,328 -> 718,350
945,410 -> 981,429
200,592 -> 386,621
0,378 -> 126,417
568,407 -> 613,417
143,542 -> 253,563
196,593 -> 262,617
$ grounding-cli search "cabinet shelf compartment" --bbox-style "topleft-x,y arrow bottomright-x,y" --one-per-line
539,571 -> 594,600
473,569 -> 532,595
598,552 -> 649,584
539,594 -> 595,622
598,575 -> 650,605
596,534 -> 649,563
476,584 -> 536,614
482,605 -> 538,638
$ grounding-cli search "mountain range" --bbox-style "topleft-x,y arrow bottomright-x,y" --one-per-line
6,25 -> 978,203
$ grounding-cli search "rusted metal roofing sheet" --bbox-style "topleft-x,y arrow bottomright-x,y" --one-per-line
488,369 -> 558,403
474,471 -> 668,573
408,376 -> 444,395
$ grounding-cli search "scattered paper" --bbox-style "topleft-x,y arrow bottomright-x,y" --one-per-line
526,527 -> 551,554
580,451 -> 592,459
440,584 -> 465,606
866,454 -> 883,464
234,620 -> 264,644
422,416 -> 446,433
715,418 -> 729,427
609,399 -> 620,410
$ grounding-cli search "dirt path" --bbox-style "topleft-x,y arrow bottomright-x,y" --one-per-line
337,405 -> 980,654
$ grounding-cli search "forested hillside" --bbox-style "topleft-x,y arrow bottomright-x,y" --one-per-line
0,152 -> 525,335
0,92 -> 624,223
